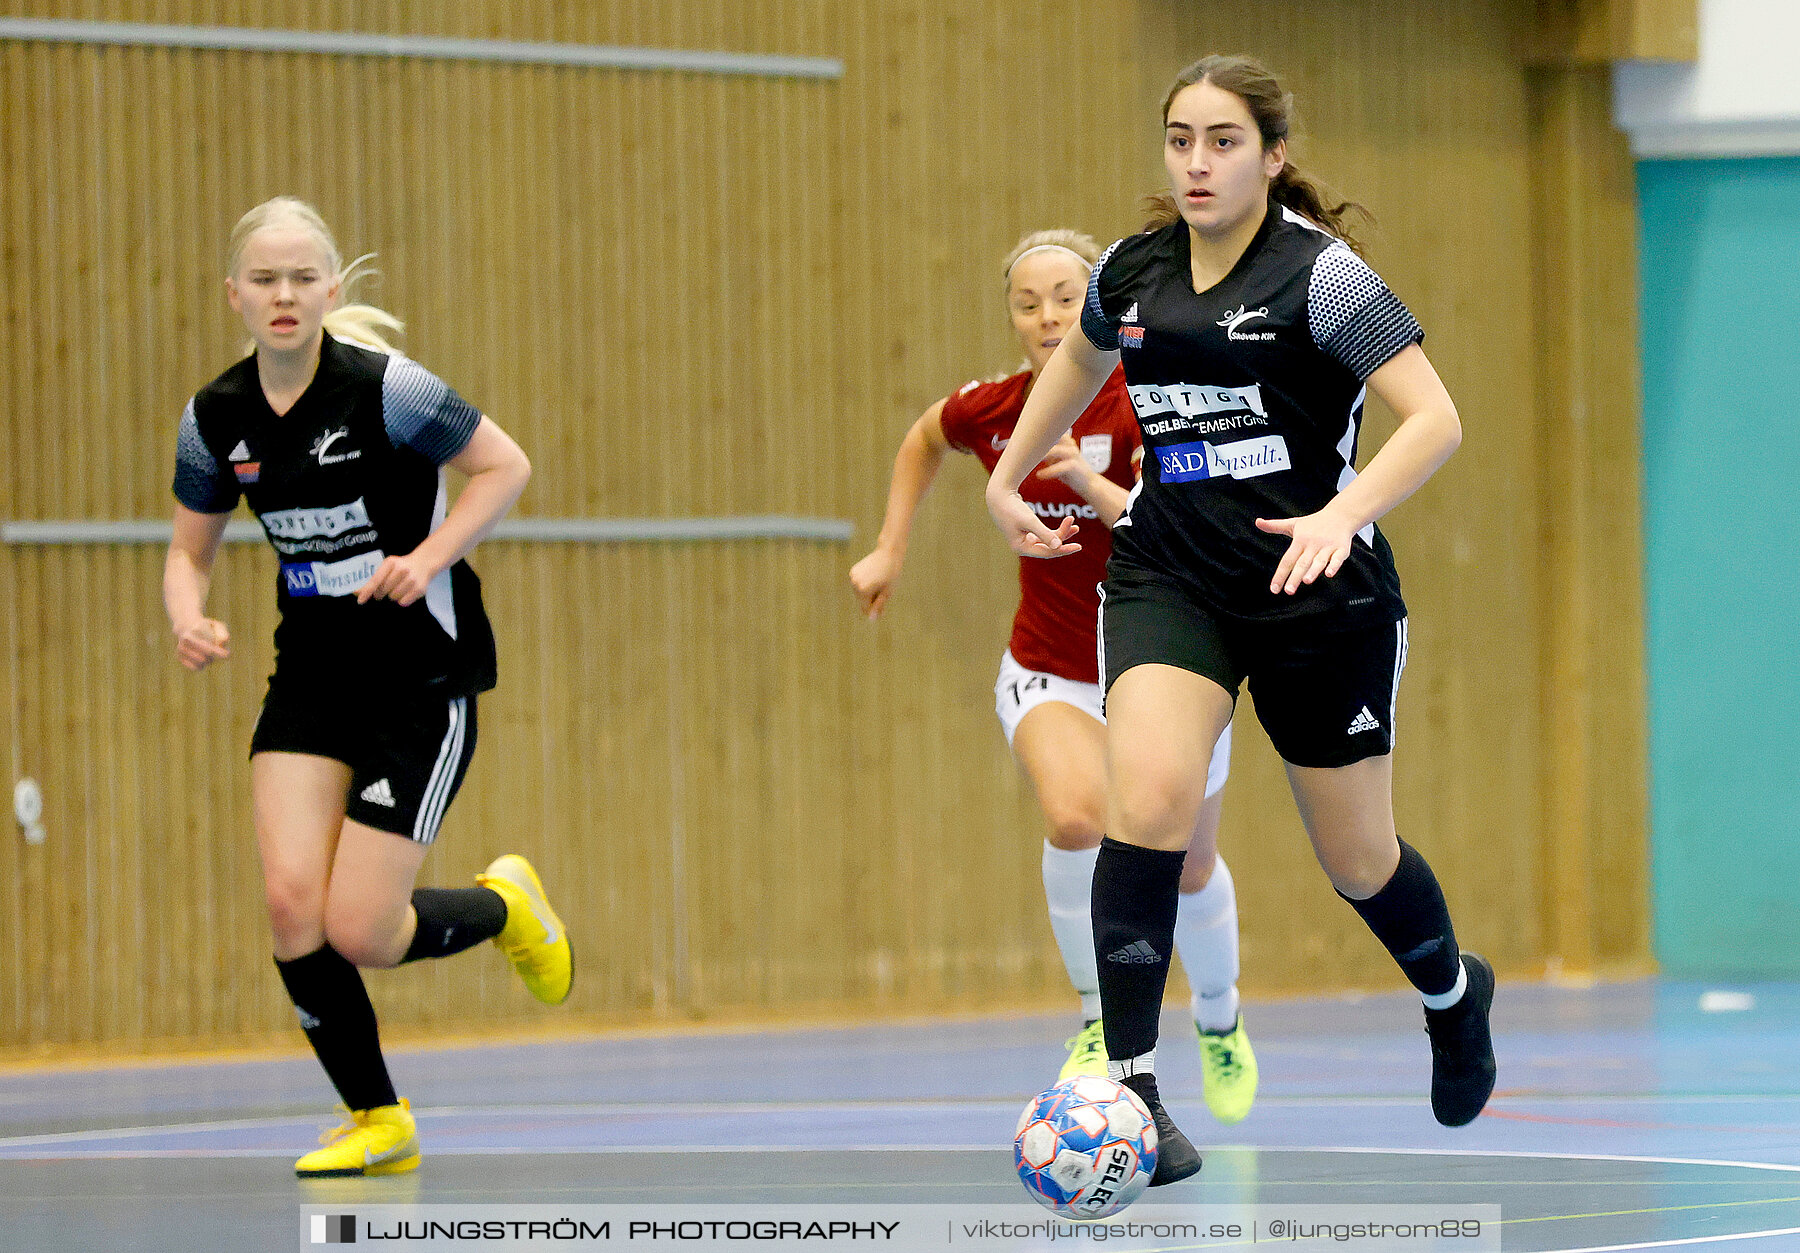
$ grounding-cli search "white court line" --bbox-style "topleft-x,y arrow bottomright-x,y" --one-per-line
419,1100 -> 1016,1117
0,1143 -> 1000,1159
6,1117 -> 1800,1178
0,1114 -> 320,1149
1539,1227 -> 1800,1251
1263,1145 -> 1800,1175
7,1099 -> 1800,1176
1548,1095 -> 1800,1107
0,1100 -> 1019,1150
6,1089 -> 1797,1110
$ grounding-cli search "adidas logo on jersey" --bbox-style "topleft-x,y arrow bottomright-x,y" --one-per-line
1120,302 -> 1139,324
227,440 -> 251,462
1106,940 -> 1162,965
360,778 -> 397,808
1347,706 -> 1382,735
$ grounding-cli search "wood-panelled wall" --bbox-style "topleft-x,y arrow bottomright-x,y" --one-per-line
0,0 -> 1653,1055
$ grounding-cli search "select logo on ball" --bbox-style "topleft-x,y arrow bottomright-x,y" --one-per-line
1075,1143 -> 1142,1215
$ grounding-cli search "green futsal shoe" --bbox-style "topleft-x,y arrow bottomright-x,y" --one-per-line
1058,1018 -> 1109,1080
1197,1016 -> 1259,1124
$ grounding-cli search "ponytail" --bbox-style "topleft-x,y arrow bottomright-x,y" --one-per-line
321,254 -> 404,355
1269,165 -> 1371,253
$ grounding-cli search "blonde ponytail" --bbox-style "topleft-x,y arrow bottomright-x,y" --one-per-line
228,196 -> 405,355
321,253 -> 404,354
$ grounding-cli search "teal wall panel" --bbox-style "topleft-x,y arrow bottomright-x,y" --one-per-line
1640,157 -> 1800,977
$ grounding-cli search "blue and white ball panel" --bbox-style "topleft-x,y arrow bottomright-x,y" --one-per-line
1013,1075 -> 1157,1219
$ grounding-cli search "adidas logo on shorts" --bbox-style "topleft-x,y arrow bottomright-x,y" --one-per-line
1106,940 -> 1162,965
1347,706 -> 1382,735
360,778 -> 397,808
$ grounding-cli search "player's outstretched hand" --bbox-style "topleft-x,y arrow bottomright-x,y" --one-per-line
357,553 -> 438,607
1035,435 -> 1095,491
849,549 -> 901,620
987,486 -> 1080,560
173,618 -> 231,671
1255,508 -> 1355,595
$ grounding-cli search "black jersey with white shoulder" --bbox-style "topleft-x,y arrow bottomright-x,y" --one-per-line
172,332 -> 497,697
1082,202 -> 1423,625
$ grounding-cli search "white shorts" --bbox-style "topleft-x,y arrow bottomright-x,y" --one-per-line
994,650 -> 1231,798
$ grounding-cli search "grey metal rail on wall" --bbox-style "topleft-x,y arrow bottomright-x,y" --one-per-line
0,518 -> 855,545
0,17 -> 844,79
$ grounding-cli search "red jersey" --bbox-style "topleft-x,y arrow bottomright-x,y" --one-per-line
938,367 -> 1142,684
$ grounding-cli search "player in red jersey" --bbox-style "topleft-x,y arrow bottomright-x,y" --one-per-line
850,230 -> 1256,1123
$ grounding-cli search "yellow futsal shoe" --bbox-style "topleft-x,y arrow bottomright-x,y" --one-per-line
294,1099 -> 420,1177
1058,1018 -> 1109,1080
1197,1016 -> 1259,1125
476,853 -> 573,1005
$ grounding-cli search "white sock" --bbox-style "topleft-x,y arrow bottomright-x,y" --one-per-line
1175,853 -> 1241,1032
1041,841 -> 1102,1021
1421,960 -> 1468,1011
1107,1049 -> 1156,1082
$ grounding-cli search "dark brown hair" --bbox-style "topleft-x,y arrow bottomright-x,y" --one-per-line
1143,54 -> 1370,254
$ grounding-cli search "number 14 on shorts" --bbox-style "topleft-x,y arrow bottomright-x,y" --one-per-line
1008,675 -> 1050,705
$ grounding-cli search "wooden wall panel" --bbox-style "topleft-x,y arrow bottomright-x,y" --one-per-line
1,0 -> 1650,1055
1534,0 -> 1699,63
1528,64 -> 1654,975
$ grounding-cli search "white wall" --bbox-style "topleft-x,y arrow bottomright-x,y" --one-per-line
1613,0 -> 1800,157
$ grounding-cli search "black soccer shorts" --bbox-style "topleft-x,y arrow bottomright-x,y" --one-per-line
1099,565 -> 1407,769
250,683 -> 478,843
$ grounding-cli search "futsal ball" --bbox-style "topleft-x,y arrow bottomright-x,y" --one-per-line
1014,1075 -> 1157,1218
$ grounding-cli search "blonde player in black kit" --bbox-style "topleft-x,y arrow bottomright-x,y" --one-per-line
987,57 -> 1496,1184
164,197 -> 572,1177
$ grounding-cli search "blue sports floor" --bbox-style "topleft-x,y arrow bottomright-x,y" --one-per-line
4,979 -> 1799,1250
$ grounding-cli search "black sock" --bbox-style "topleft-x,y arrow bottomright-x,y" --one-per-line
401,886 -> 508,963
275,945 -> 398,1111
1092,837 -> 1186,1063
1340,839 -> 1462,997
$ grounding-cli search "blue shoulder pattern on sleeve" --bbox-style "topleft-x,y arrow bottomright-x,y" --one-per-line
382,356 -> 482,464
171,400 -> 239,513
1081,238 -> 1126,352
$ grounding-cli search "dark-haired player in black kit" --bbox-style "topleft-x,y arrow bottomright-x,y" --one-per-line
164,197 -> 572,1177
987,56 -> 1495,1183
